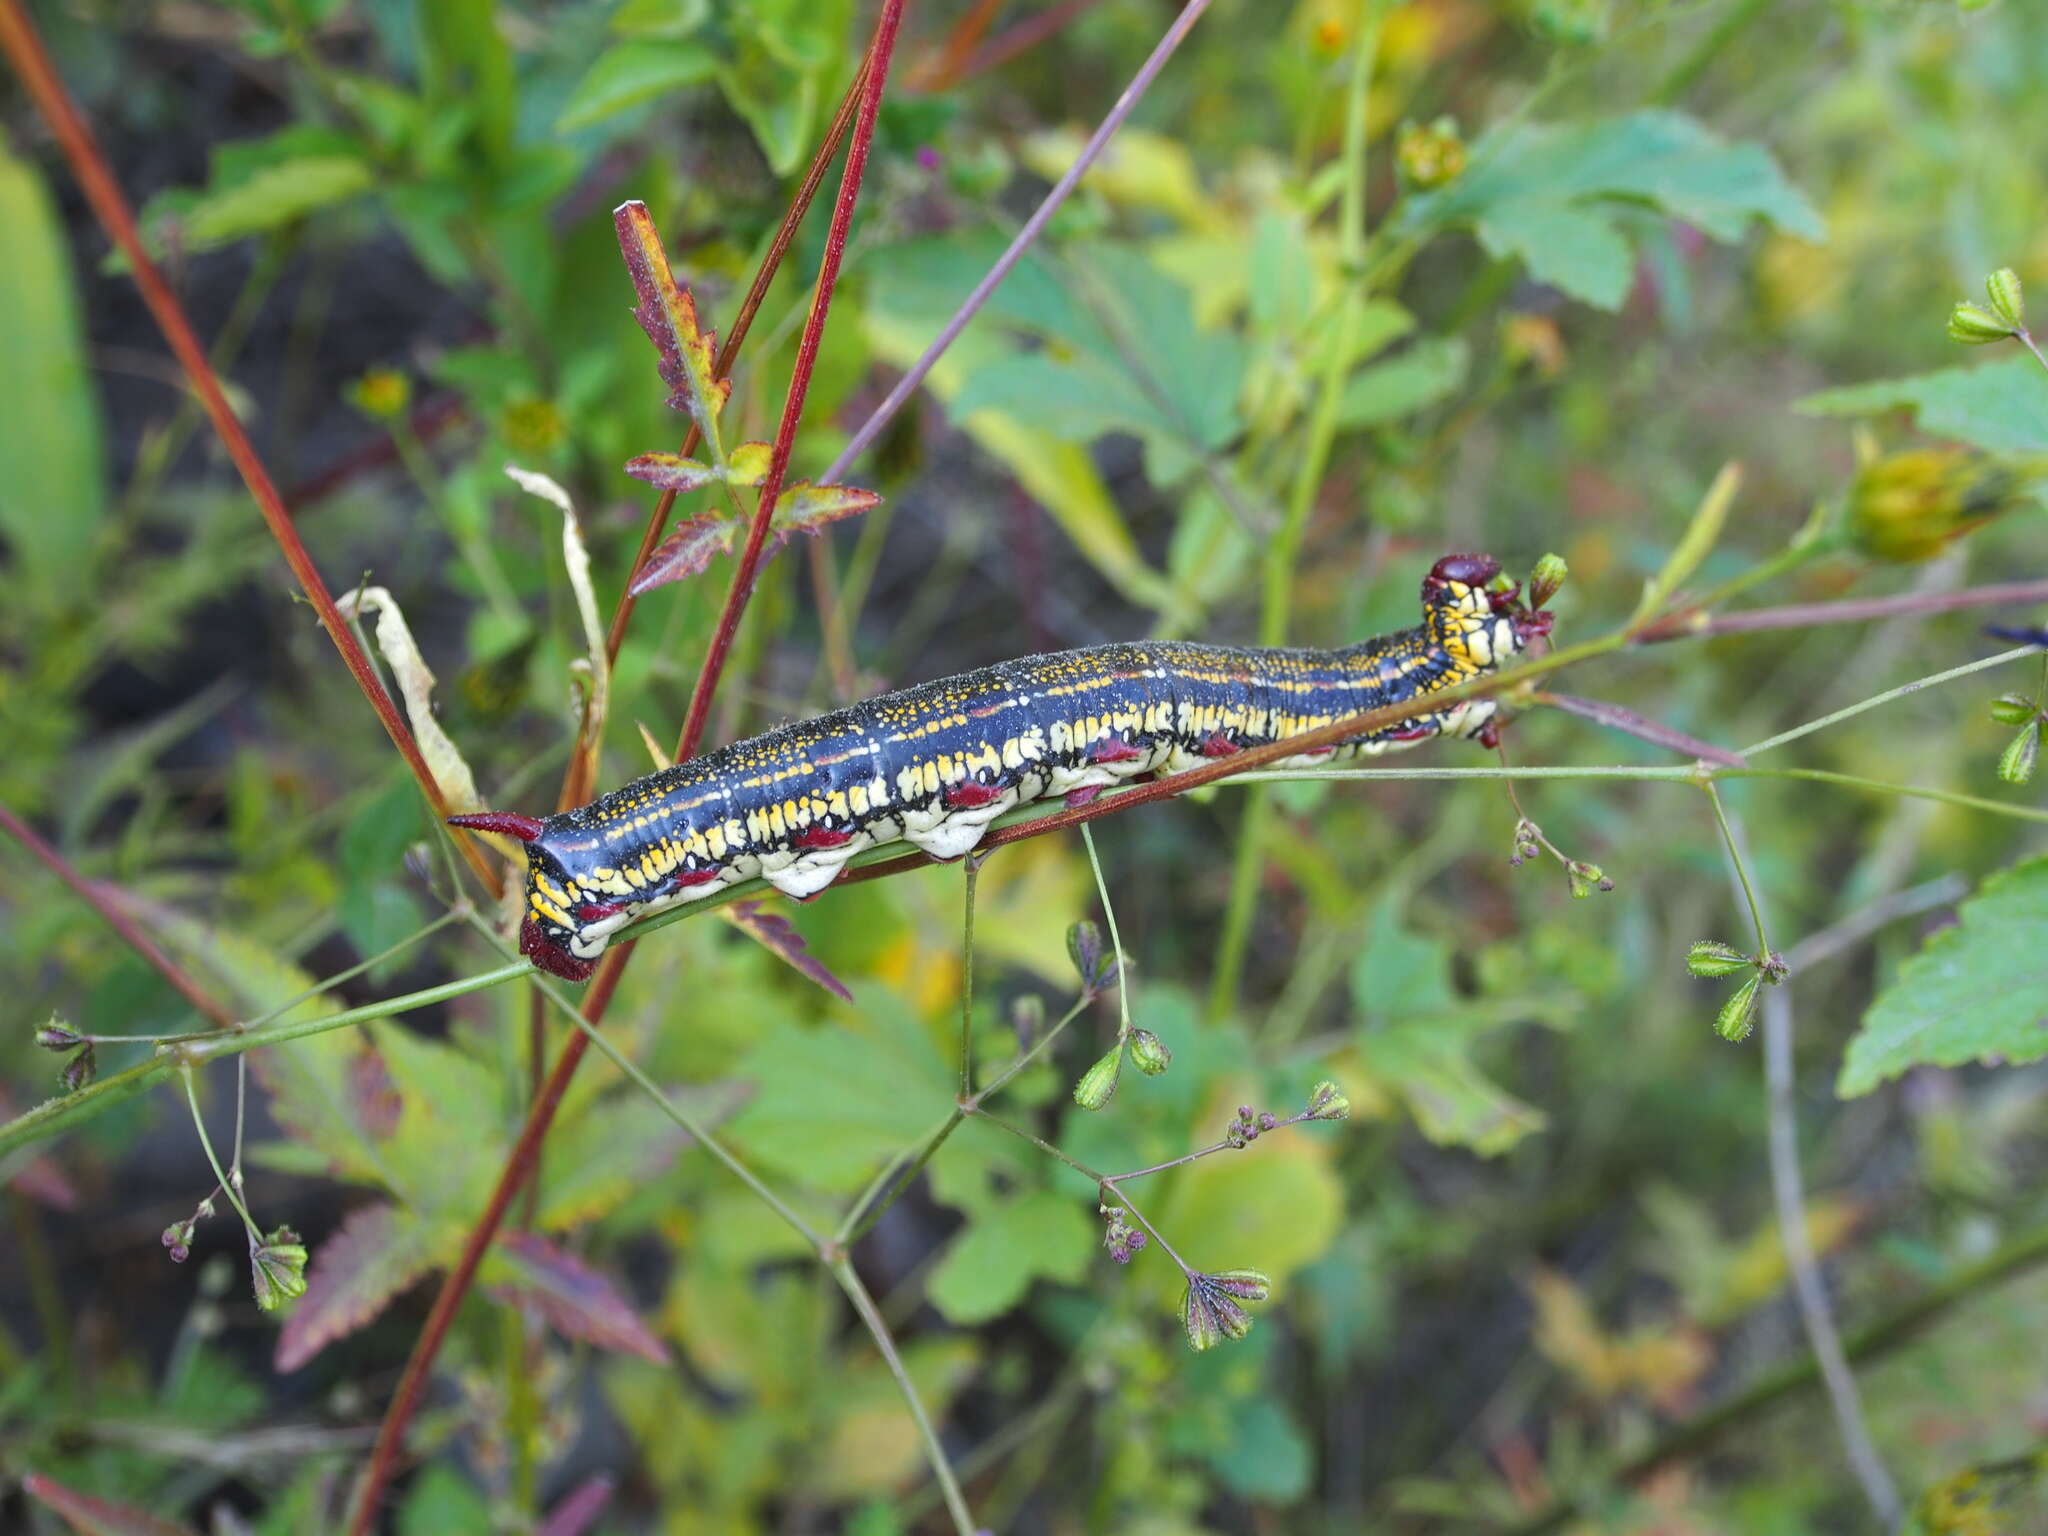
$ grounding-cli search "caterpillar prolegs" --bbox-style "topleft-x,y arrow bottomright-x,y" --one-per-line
452,553 -> 1550,982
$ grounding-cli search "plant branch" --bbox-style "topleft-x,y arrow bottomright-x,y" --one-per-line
1739,644 -> 2037,758
0,802 -> 235,1029
1633,578 -> 2048,643
0,0 -> 501,898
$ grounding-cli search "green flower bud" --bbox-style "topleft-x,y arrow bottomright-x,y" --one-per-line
1072,1042 -> 1123,1110
1847,449 -> 2036,564
1990,694 -> 2038,726
1948,301 -> 2013,345
1714,972 -> 1763,1043
1396,116 -> 1467,191
251,1226 -> 309,1313
347,368 -> 411,420
1998,722 -> 2040,786
1527,553 -> 1569,610
35,1018 -> 84,1051
1567,861 -> 1614,899
1127,1027 -> 1172,1076
1985,268 -> 2026,332
1686,939 -> 1750,978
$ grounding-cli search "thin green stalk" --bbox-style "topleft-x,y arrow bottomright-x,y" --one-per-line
466,913 -> 822,1248
181,1066 -> 261,1243
1741,645 -> 2036,757
1703,782 -> 1773,956
829,1258 -> 977,1535
1080,824 -> 1131,1032
960,856 -> 981,1097
975,993 -> 1094,1102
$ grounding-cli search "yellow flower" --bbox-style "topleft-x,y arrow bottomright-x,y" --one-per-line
1847,449 -> 2041,563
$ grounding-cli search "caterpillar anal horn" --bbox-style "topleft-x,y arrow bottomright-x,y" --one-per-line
448,810 -> 548,843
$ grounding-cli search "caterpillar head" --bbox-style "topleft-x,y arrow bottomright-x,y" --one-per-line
446,811 -> 599,981
1420,553 -> 1552,669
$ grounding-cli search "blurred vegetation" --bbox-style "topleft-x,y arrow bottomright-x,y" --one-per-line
4,1 -> 2048,1532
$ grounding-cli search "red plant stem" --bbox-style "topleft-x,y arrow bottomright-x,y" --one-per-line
907,0 -> 1007,88
1634,579 -> 2048,642
0,803 -> 236,1030
350,9 -> 907,1527
601,46 -> 876,676
672,0 -> 905,766
0,0 -> 502,900
344,950 -> 628,1536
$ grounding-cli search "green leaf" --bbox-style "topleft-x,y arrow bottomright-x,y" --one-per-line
22,1473 -> 197,1536
728,998 -> 951,1191
274,1202 -> 437,1370
1155,1134 -> 1344,1284
1796,355 -> 2048,454
182,155 -> 374,250
0,144 -> 105,602
718,40 -> 818,175
418,0 -> 515,161
1335,337 -> 1470,428
611,0 -> 711,36
774,480 -> 883,534
373,1021 -> 508,1216
1404,111 -> 1823,311
615,201 -> 732,440
1208,1397 -> 1313,1504
1839,856 -> 2048,1096
926,1189 -> 1094,1324
534,1083 -> 741,1230
556,39 -> 718,133
1357,1024 -> 1548,1154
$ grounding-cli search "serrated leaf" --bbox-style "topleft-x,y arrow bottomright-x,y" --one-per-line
0,145 -> 105,603
722,900 -> 853,1001
1839,856 -> 2048,1096
556,39 -> 717,134
22,1473 -> 197,1536
124,899 -> 393,1186
774,480 -> 882,535
926,1189 -> 1094,1324
275,1202 -> 437,1370
334,585 -> 483,819
492,1231 -> 668,1363
1796,355 -> 2048,454
625,512 -> 739,596
623,450 -> 720,492
614,200 -> 730,438
373,1022 -> 506,1216
1403,110 -> 1822,311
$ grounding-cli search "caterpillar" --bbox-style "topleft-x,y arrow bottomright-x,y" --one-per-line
452,553 -> 1549,982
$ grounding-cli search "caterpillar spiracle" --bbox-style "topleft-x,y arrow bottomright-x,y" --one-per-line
451,553 -> 1550,982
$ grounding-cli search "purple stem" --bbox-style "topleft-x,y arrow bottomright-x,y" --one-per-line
819,0 -> 1219,486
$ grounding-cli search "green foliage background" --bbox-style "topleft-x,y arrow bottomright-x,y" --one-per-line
3,1 -> 2048,1532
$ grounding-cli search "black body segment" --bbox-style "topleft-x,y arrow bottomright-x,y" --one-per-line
491,557 -> 1530,980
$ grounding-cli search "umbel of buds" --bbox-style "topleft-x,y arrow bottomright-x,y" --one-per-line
1181,1268 -> 1272,1352
1948,267 -> 2026,344
1224,1104 -> 1277,1149
250,1226 -> 309,1313
1100,1204 -> 1149,1265
1304,1081 -> 1351,1121
1567,860 -> 1615,899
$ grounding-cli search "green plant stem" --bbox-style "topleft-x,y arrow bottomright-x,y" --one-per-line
1080,824 -> 1132,1032
828,1258 -> 977,1536
1703,782 -> 1774,957
1741,644 -> 2037,757
180,1067 -> 261,1244
960,856 -> 981,1097
1501,1218 -> 2048,1536
503,1306 -> 540,1519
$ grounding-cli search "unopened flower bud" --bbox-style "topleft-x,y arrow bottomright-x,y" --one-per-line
1257,1112 -> 1278,1131
1100,1204 -> 1148,1265
1849,449 -> 2038,563
1985,268 -> 2026,332
62,1045 -> 96,1092
1182,1268 -> 1271,1351
1128,1027 -> 1172,1076
1305,1080 -> 1351,1121
1396,116 -> 1466,190
1991,694 -> 2038,726
1948,301 -> 2013,345
35,1018 -> 83,1051
1526,553 -> 1569,610
1567,861 -> 1614,899
1714,973 -> 1763,1043
347,368 -> 411,420
1687,939 -> 1750,978
1999,722 -> 2040,786
1072,1042 -> 1123,1110
1066,920 -> 1116,992
162,1221 -> 193,1264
